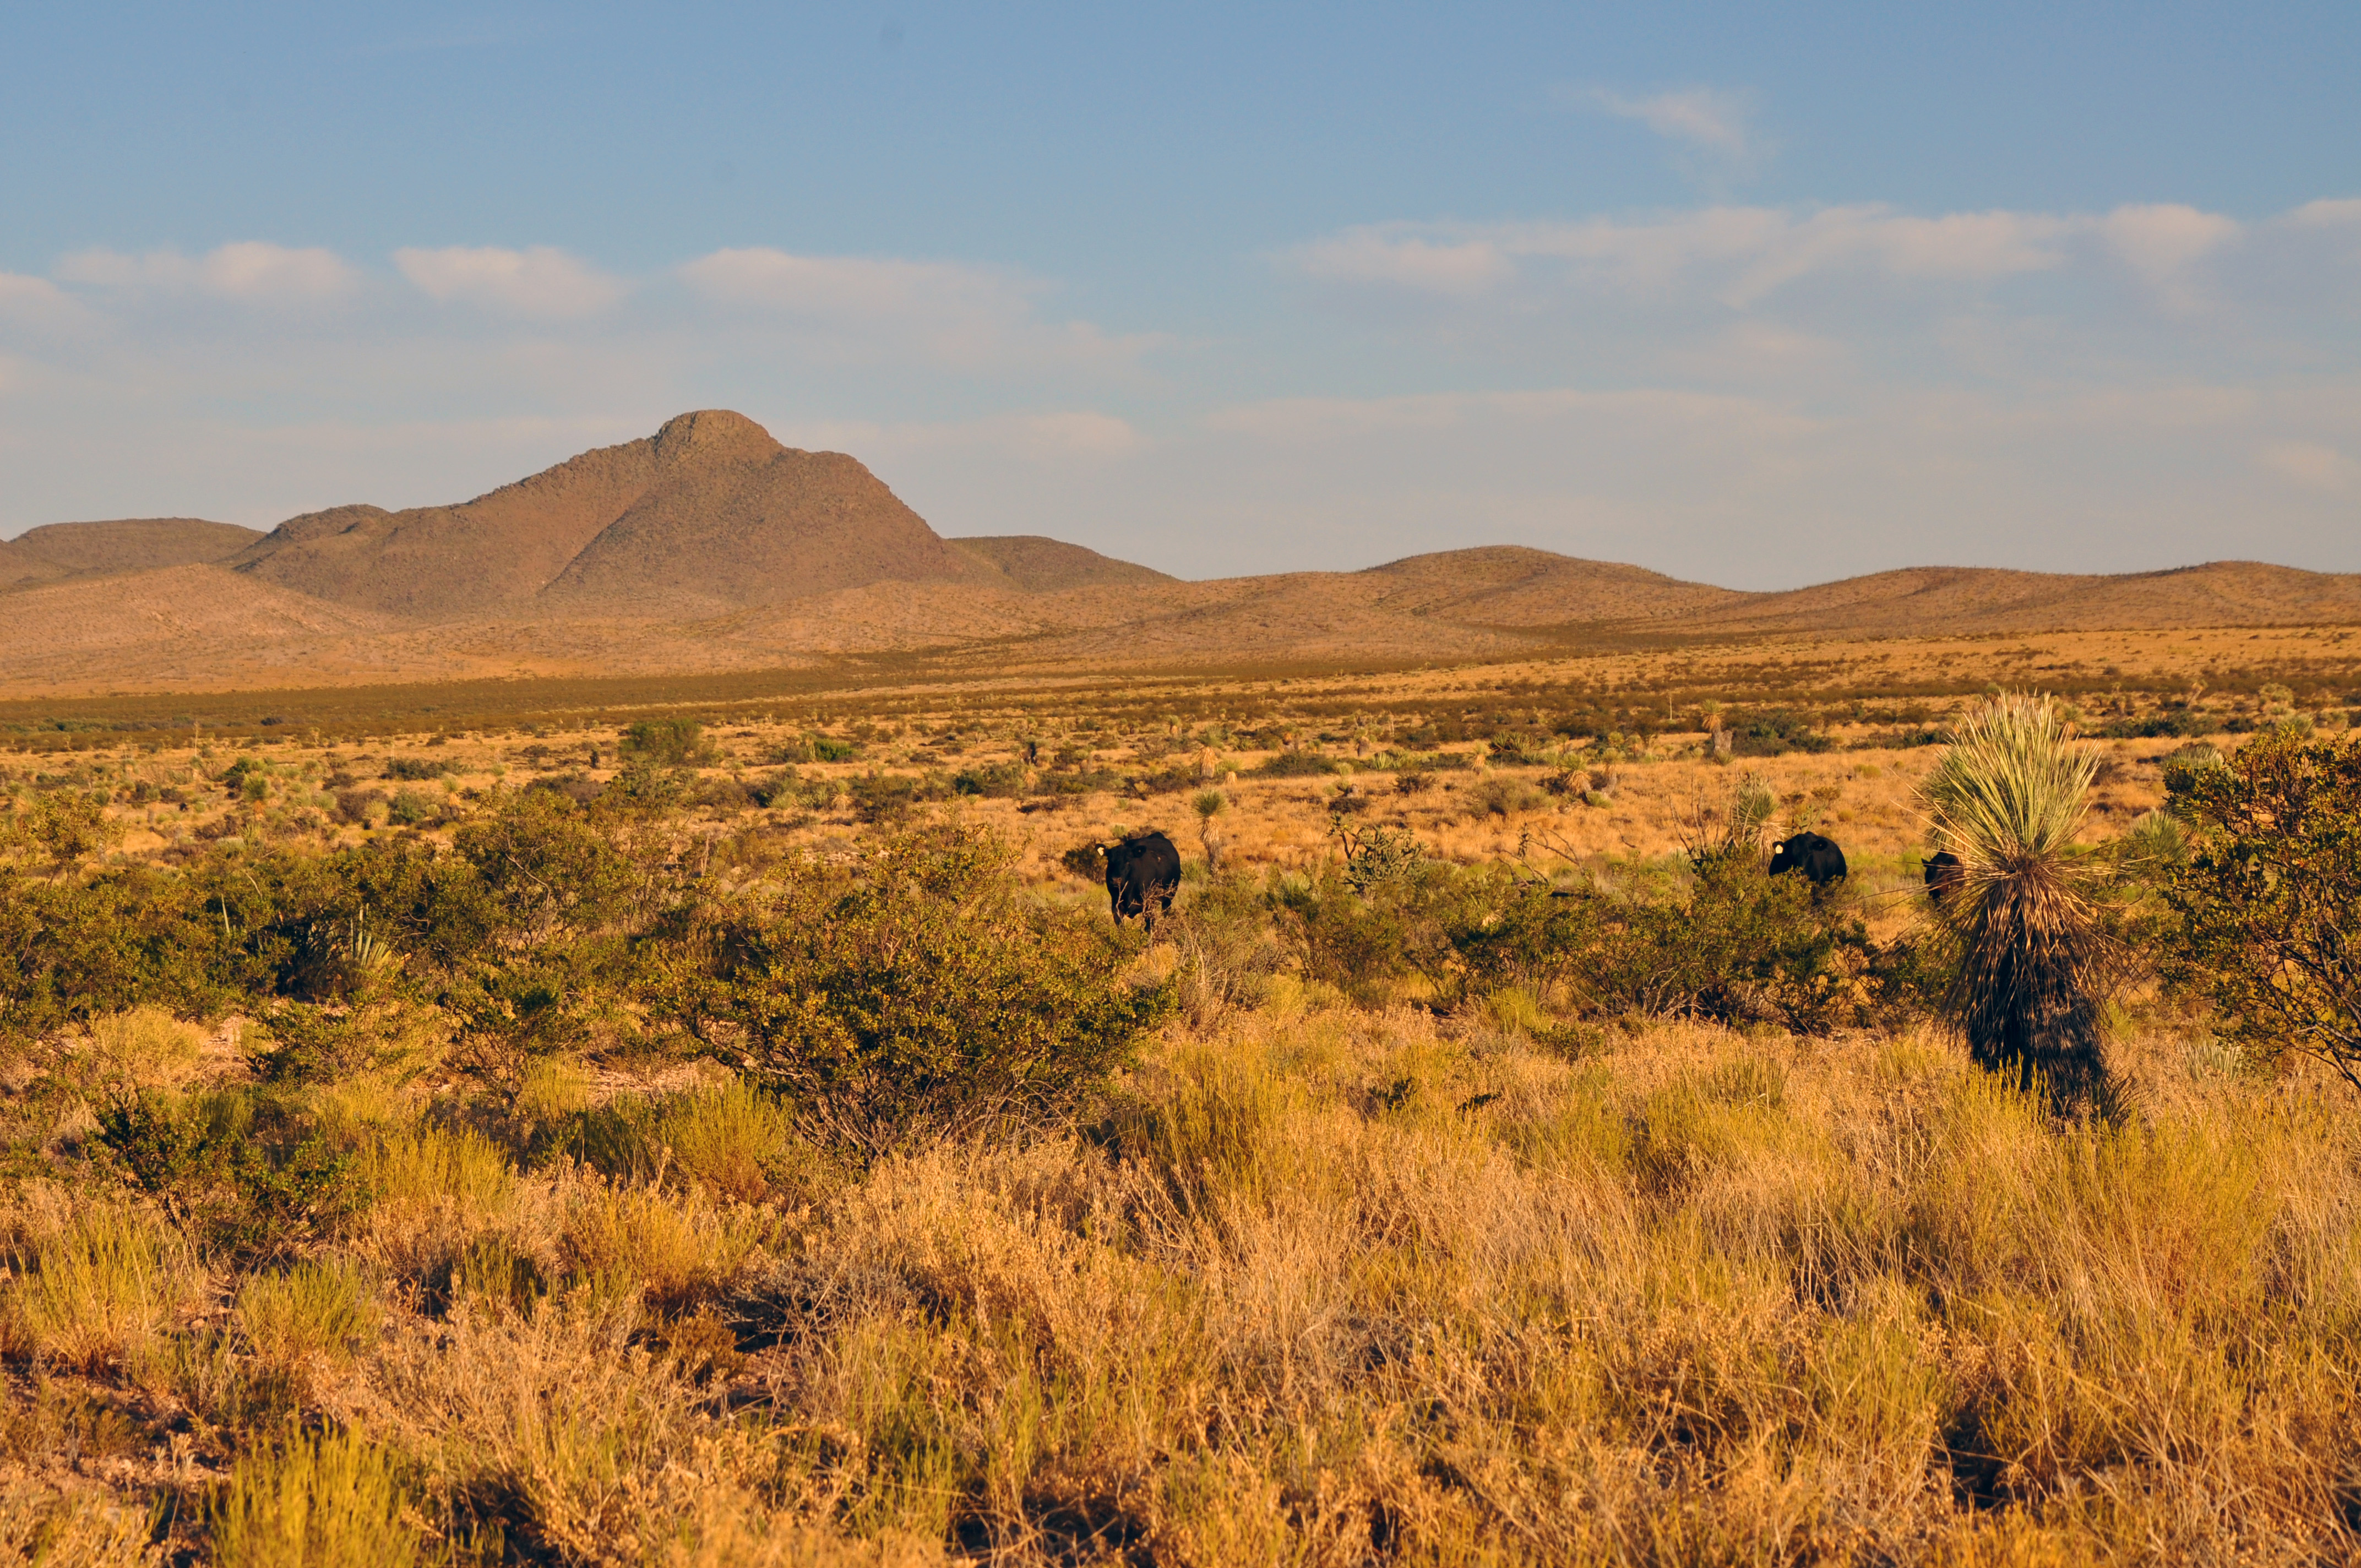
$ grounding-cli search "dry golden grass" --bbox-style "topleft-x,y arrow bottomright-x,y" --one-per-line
4,641 -> 2360,1561
4,990 -> 2358,1562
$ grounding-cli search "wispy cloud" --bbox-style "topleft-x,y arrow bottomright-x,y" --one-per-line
1575,86 -> 1767,181
56,242 -> 358,302
1283,200 -> 2286,308
1291,231 -> 1514,295
2257,439 -> 2359,493
395,245 -> 625,318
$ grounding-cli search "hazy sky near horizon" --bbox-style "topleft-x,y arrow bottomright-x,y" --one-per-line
3,2 -> 2357,587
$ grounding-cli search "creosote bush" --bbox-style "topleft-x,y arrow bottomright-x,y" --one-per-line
2165,728 -> 2361,1084
661,821 -> 1172,1157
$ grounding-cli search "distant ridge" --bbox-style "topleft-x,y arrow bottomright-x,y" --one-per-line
1,518 -> 259,590
4,412 -> 2357,695
1357,545 -> 1744,623
1675,560 -> 2361,638
950,535 -> 1178,591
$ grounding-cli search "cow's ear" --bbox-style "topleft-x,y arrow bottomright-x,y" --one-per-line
1771,840 -> 1783,854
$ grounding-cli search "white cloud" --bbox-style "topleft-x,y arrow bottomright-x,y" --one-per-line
2257,439 -> 2359,493
0,273 -> 90,330
2099,204 -> 2241,303
1282,199 -> 2311,316
9,209 -> 2359,583
56,242 -> 357,302
201,242 -> 358,301
1009,411 -> 1147,459
394,245 -> 625,317
683,249 -> 1022,322
1205,386 -> 1824,445
2287,198 -> 2361,229
1293,204 -> 2082,306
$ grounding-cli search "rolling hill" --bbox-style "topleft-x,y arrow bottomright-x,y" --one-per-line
0,518 -> 260,591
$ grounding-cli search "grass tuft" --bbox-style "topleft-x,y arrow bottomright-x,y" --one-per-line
7,1207 -> 184,1374
211,1426 -> 431,1568
237,1257 -> 379,1370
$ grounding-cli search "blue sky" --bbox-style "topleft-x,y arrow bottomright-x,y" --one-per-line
3,1 -> 2357,586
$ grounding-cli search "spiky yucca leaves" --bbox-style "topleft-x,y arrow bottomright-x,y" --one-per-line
1919,694 -> 2114,1107
1682,771 -> 1776,876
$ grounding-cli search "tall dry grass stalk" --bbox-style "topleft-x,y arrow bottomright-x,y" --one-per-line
6,1206 -> 188,1374
210,1427 -> 429,1568
1919,693 -> 2113,1106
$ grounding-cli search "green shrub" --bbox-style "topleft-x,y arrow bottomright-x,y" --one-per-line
750,767 -> 837,810
1472,775 -> 1544,816
621,718 -> 716,766
2160,742 -> 2227,808
1272,863 -> 1423,1004
383,756 -> 455,781
2101,708 -> 2210,739
385,788 -> 438,826
780,734 -> 857,763
1447,857 -> 1887,1036
0,790 -> 121,867
951,761 -> 1027,798
1252,751 -> 1340,777
452,788 -> 637,942
656,823 -> 1170,1157
1728,709 -> 1834,756
2164,731 -> 2361,1086
576,1081 -> 819,1204
331,787 -> 388,826
97,1087 -> 363,1257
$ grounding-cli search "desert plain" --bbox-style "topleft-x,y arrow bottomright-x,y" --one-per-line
3,412 -> 2360,1565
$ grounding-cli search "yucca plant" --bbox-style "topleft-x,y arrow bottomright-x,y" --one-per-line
1918,694 -> 2114,1108
1191,787 -> 1228,872
1682,771 -> 1776,876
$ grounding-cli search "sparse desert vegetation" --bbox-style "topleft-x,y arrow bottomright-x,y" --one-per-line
2,651 -> 2360,1564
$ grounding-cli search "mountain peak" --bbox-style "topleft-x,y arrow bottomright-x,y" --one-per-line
651,409 -> 780,466
222,411 -> 997,618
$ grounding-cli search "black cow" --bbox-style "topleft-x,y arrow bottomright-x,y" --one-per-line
1768,830 -> 1847,886
1923,850 -> 1965,906
1105,830 -> 1181,930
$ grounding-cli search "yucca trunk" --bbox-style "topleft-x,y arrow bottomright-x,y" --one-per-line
1921,695 -> 2114,1108
1948,850 -> 2110,1101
